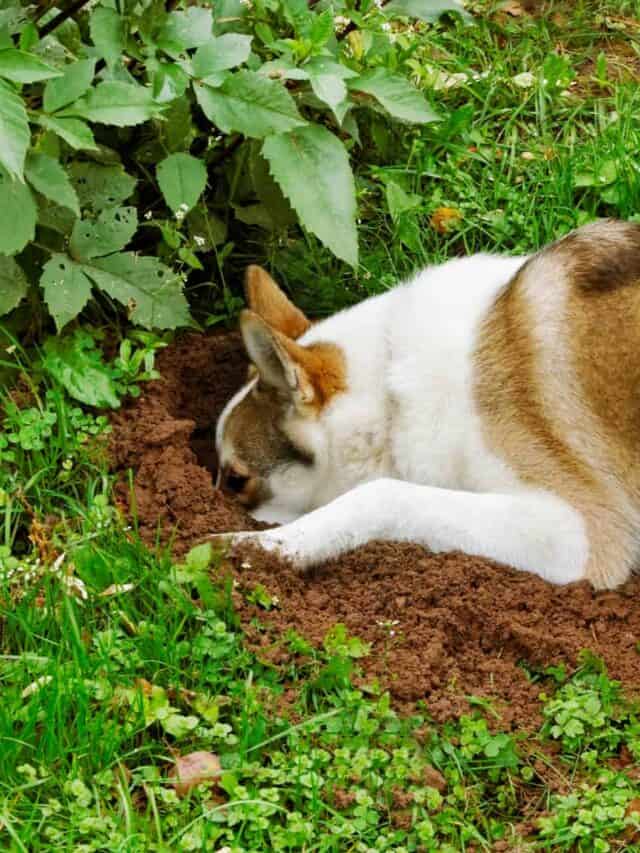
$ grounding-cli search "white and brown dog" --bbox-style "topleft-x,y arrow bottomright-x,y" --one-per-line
215,219 -> 640,589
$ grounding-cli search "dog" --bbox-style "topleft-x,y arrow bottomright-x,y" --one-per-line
214,219 -> 640,589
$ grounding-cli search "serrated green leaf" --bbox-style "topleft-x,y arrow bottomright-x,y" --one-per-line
153,63 -> 190,103
43,58 -> 95,114
60,82 -> 164,127
25,152 -> 80,216
0,168 -> 36,255
156,153 -> 207,214
161,96 -> 195,152
384,0 -> 472,21
305,57 -> 358,80
70,206 -> 137,261
0,79 -> 29,179
192,34 -> 252,79
248,144 -> 296,228
259,58 -> 309,81
0,49 -> 62,84
349,69 -> 439,124
40,253 -> 93,330
69,162 -> 136,211
37,196 -> 76,235
90,7 -> 125,69
308,71 -> 347,121
82,253 -> 191,329
0,255 -> 28,315
195,71 -> 305,138
37,115 -> 98,151
262,125 -> 357,265
309,9 -> 333,46
42,331 -> 120,408
159,8 -> 213,52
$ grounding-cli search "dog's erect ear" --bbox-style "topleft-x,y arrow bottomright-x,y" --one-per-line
240,310 -> 316,404
244,265 -> 311,340
240,310 -> 346,410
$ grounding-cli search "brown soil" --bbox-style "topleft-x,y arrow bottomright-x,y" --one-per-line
110,332 -> 640,729
110,331 -> 261,551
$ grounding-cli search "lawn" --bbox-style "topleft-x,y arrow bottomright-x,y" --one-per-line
2,0 -> 640,850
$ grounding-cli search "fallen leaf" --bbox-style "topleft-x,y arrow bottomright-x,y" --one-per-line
430,207 -> 463,234
21,675 -> 53,698
500,0 -> 526,16
170,751 -> 222,797
99,582 -> 136,597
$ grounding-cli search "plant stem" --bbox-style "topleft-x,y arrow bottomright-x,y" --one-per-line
38,0 -> 93,38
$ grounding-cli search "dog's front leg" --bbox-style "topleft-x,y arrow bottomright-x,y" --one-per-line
214,478 -> 589,584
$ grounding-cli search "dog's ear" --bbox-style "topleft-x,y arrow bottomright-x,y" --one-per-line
240,310 -> 345,410
244,265 -> 311,340
240,310 -> 316,404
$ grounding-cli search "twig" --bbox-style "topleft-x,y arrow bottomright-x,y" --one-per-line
39,0 -> 93,38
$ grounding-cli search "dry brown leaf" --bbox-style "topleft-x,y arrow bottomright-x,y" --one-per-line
500,0 -> 526,16
170,751 -> 222,798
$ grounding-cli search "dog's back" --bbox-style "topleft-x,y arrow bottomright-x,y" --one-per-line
474,220 -> 640,587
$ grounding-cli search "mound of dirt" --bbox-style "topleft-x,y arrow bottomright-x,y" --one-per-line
110,332 -> 640,729
110,332 -> 262,551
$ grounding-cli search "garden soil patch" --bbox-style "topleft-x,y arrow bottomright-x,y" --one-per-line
110,332 -> 640,729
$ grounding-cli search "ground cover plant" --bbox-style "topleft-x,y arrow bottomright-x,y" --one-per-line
2,0 -> 640,849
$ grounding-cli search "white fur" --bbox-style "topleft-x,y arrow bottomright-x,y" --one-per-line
215,254 -> 591,584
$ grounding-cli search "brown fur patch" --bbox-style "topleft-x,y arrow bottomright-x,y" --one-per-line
276,335 -> 347,410
474,220 -> 640,588
220,384 -> 297,504
245,266 -> 311,340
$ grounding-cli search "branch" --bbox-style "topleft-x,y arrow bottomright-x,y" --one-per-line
38,0 -> 93,38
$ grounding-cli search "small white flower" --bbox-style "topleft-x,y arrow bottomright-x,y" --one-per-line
144,210 -> 153,220
521,151 -> 535,161
381,21 -> 391,31
194,235 -> 206,248
240,560 -> 252,569
334,14 -> 350,25
512,71 -> 536,89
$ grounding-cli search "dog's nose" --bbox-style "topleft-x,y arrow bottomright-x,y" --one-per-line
216,463 -> 251,497
226,470 -> 250,494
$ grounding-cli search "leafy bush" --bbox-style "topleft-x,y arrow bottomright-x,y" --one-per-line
0,0 -> 468,332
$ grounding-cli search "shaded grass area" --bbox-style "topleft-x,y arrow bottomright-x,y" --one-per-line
2,1 -> 640,850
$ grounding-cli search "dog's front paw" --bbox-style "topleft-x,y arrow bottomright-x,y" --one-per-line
208,530 -> 260,555
208,529 -> 313,572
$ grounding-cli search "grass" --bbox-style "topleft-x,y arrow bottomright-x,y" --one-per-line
2,0 -> 640,849
266,0 -> 640,314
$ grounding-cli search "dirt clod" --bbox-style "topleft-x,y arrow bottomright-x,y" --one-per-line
110,332 -> 640,729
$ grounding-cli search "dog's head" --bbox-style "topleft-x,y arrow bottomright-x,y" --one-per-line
215,266 -> 347,523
